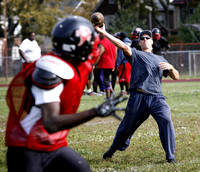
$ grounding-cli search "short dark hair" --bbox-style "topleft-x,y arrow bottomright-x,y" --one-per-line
119,32 -> 127,40
28,32 -> 35,36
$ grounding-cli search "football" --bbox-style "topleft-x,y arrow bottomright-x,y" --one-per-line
90,12 -> 104,26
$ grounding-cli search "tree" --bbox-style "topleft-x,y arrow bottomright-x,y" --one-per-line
151,0 -> 171,36
107,0 -> 147,36
102,0 -> 172,37
0,0 -> 100,55
18,1 -> 65,38
178,3 -> 200,43
70,0 -> 99,20
1,0 -> 66,56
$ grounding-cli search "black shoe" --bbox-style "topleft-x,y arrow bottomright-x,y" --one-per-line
167,159 -> 177,164
103,148 -> 116,159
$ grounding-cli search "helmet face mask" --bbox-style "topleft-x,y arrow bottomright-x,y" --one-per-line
152,28 -> 161,41
52,16 -> 95,62
152,33 -> 161,41
114,32 -> 121,39
131,27 -> 143,40
131,33 -> 138,40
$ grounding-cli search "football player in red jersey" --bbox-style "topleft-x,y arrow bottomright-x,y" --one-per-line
5,16 -> 127,172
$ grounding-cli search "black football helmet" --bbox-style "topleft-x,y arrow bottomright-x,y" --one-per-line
152,28 -> 161,41
114,32 -> 127,40
51,15 -> 96,62
114,32 -> 121,39
130,27 -> 143,40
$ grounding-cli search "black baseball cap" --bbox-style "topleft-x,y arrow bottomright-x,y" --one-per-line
139,30 -> 152,39
119,32 -> 127,39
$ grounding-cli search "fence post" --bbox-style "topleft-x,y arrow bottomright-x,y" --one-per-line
4,0 -> 8,81
179,44 -> 182,75
189,52 -> 191,76
193,52 -> 196,77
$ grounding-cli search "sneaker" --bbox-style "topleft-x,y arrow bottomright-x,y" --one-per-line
83,90 -> 87,95
121,90 -> 126,95
103,148 -> 116,159
87,89 -> 92,94
99,91 -> 106,95
88,92 -> 94,96
91,92 -> 103,96
167,159 -> 177,164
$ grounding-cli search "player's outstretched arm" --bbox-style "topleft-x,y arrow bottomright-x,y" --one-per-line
94,93 -> 127,119
41,93 -> 127,133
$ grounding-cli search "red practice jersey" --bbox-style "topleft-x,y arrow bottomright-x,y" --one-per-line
5,53 -> 93,151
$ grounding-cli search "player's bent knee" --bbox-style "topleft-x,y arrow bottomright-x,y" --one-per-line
75,159 -> 91,172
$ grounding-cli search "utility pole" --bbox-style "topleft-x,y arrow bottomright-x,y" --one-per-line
72,0 -> 85,14
4,0 -> 8,81
145,5 -> 152,30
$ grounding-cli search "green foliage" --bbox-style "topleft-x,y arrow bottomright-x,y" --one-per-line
187,3 -> 200,24
1,0 -> 99,40
11,0 -> 65,37
0,0 -> 69,50
168,34 -> 183,43
178,4 -> 200,43
72,0 -> 99,20
107,0 -> 147,36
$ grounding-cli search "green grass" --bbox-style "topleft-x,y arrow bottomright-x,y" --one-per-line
0,82 -> 200,171
0,77 -> 13,85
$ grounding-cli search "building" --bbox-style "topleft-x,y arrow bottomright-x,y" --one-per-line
92,0 -> 200,34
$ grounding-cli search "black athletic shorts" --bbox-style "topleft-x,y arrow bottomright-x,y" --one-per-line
102,68 -> 112,89
6,146 -> 91,172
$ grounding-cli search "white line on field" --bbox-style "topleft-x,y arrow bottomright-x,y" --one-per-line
84,120 -> 115,126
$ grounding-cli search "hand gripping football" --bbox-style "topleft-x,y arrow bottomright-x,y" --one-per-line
90,12 -> 104,26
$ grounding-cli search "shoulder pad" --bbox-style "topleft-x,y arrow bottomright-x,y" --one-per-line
36,55 -> 74,80
32,67 -> 62,89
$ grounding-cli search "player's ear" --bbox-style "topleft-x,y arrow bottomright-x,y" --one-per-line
150,39 -> 153,45
138,40 -> 141,46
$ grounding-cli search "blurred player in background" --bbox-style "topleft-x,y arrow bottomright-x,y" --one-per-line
130,27 -> 143,50
152,28 -> 170,56
91,12 -> 117,99
115,32 -> 132,94
19,32 -> 41,70
83,32 -> 100,95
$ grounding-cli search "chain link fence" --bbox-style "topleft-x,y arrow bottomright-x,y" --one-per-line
165,50 -> 200,77
0,43 -> 200,78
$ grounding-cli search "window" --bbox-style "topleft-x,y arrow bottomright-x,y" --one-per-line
109,0 -> 115,4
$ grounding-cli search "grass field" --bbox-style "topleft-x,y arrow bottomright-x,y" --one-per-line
0,80 -> 200,171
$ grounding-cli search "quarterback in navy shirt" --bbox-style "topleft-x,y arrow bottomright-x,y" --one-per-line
95,25 -> 179,164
